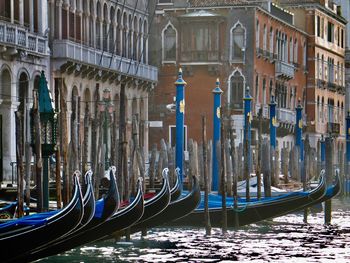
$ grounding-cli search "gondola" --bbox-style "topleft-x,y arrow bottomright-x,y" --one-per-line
131,174 -> 201,232
170,168 -> 182,202
132,168 -> 171,223
172,172 -> 326,228
19,167 -> 120,263
295,170 -> 341,212
107,168 -> 171,237
24,178 -> 144,261
0,201 -> 18,219
0,174 -> 84,263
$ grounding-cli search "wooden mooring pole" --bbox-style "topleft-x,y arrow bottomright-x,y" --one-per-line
220,108 -> 227,234
202,116 -> 211,235
324,137 -> 333,224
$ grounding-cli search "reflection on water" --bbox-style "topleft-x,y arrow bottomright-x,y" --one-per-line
43,198 -> 350,262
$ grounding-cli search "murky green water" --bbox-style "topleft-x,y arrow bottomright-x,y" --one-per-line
40,197 -> 350,262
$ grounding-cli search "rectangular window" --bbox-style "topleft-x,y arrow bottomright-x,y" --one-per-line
321,18 -> 324,38
341,29 -> 344,48
181,22 -> 218,62
327,21 -> 334,42
316,16 -> 320,37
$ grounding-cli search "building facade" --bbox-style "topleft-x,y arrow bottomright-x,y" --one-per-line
281,0 -> 346,151
334,0 -> 350,112
149,0 -> 308,155
0,0 -> 158,181
0,0 -> 49,180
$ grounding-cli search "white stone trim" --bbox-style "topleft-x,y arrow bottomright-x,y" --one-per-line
161,21 -> 177,64
229,20 -> 246,64
227,67 -> 246,105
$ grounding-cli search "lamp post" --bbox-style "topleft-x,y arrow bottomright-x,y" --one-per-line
98,88 -> 114,171
31,71 -> 57,211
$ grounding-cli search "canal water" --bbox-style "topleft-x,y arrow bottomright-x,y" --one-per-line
42,197 -> 350,262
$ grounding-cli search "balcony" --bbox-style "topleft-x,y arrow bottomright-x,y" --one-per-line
327,81 -> 337,92
0,20 -> 47,57
337,85 -> 346,94
327,122 -> 340,136
275,60 -> 294,80
181,50 -> 219,63
276,108 -> 295,124
317,79 -> 326,89
52,39 -> 158,82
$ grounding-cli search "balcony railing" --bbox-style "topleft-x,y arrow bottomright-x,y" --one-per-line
275,60 -> 294,80
52,39 -> 158,82
276,108 -> 295,124
0,20 -> 47,56
327,122 -> 340,135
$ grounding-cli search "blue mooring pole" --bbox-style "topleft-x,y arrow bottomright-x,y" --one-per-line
212,78 -> 223,191
175,68 -> 187,188
269,96 -> 277,149
295,100 -> 303,160
244,87 -> 252,172
320,135 -> 325,169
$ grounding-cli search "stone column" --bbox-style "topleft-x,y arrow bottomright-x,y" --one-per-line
92,16 -> 96,48
19,0 -> 24,25
106,19 -> 110,52
38,0 -> 48,35
10,0 -> 14,24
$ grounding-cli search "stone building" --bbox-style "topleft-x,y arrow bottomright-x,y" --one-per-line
281,0 -> 346,151
148,0 -> 308,155
334,0 -> 350,112
0,0 -> 158,181
0,0 -> 49,180
49,0 -> 157,165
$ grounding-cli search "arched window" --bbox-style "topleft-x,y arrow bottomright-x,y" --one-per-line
231,23 -> 245,62
116,9 -> 121,55
263,24 -> 267,51
269,79 -> 273,101
269,27 -> 274,57
321,54 -> 324,79
162,22 -> 177,62
317,96 -> 320,122
255,74 -> 259,103
303,41 -> 307,68
262,78 -> 266,105
109,7 -> 115,53
103,4 -> 108,52
294,38 -> 298,63
133,17 -> 137,60
230,71 -> 244,109
289,37 -> 293,64
321,97 -> 324,122
316,53 -> 320,78
255,19 -> 260,49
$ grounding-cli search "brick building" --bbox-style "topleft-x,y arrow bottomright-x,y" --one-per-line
281,0 -> 346,151
149,0 -> 308,154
